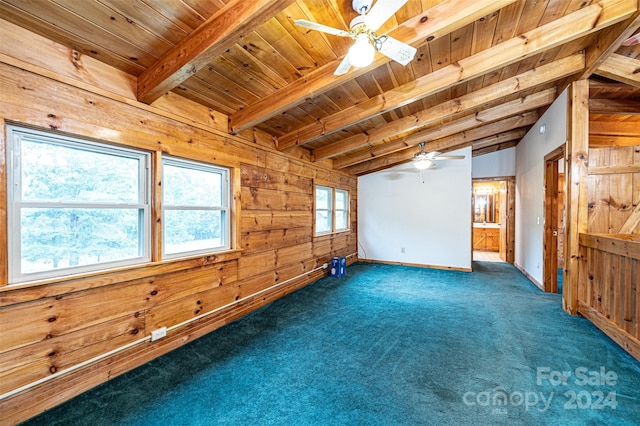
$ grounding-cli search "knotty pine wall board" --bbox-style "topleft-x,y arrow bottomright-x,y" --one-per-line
0,53 -> 356,422
588,145 -> 640,234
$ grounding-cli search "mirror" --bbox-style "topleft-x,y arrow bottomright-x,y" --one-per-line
473,182 -> 502,223
473,193 -> 496,223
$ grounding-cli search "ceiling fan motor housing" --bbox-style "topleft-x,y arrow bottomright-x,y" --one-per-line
349,15 -> 367,31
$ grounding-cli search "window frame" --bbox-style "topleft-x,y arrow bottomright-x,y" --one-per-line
314,183 -> 350,236
334,188 -> 349,232
314,184 -> 334,236
6,125 -> 152,284
161,156 -> 231,259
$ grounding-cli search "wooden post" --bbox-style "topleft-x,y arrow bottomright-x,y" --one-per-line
0,120 -> 7,286
564,80 -> 590,315
151,152 -> 163,262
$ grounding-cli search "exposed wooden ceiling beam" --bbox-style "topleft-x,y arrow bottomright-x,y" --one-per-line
471,129 -> 528,150
425,113 -> 537,152
595,53 -> 640,88
137,0 -> 295,104
473,140 -> 519,156
335,88 -> 552,169
276,0 -> 636,150
227,0 -> 518,134
578,9 -> 640,80
346,112 -> 539,175
589,79 -> 640,92
589,98 -> 640,114
312,53 -> 584,161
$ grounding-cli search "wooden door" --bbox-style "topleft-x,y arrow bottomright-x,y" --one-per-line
544,146 -> 565,293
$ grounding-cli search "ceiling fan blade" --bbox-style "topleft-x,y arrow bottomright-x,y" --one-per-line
433,155 -> 466,160
334,54 -> 352,75
384,166 -> 419,173
294,19 -> 350,37
364,0 -> 408,31
375,35 -> 416,66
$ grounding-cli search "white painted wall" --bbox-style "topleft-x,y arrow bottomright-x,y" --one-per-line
358,146 -> 472,270
472,147 -> 516,178
515,89 -> 567,283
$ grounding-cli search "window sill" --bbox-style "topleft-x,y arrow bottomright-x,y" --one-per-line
0,249 -> 243,305
313,229 -> 351,240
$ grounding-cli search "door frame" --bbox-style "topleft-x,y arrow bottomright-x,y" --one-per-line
472,177 -> 515,263
543,145 -> 565,293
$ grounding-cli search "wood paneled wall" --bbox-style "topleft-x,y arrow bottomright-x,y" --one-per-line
576,118 -> 640,362
588,145 -> 640,234
578,234 -> 640,360
0,33 -> 356,423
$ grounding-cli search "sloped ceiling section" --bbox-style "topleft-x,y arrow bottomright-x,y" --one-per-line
2,0 -> 640,174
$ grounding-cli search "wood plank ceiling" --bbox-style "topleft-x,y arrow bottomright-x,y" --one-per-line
2,0 -> 640,175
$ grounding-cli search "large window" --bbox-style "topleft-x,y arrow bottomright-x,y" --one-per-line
314,184 -> 349,236
7,126 -> 151,283
162,157 -> 230,257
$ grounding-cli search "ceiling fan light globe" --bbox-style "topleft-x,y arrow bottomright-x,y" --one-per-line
414,159 -> 432,170
349,34 -> 375,68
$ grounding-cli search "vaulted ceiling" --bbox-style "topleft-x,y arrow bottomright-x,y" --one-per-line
2,0 -> 640,174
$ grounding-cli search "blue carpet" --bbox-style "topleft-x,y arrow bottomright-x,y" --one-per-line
23,262 -> 640,425
558,268 -> 563,294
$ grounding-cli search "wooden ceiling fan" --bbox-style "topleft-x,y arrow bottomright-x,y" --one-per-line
294,0 -> 417,75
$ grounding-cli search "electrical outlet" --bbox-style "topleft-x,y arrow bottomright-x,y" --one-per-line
401,247 -> 406,254
151,327 -> 167,342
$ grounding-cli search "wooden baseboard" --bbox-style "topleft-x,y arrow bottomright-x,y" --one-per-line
578,302 -> 640,362
357,258 -> 472,272
514,262 -> 544,290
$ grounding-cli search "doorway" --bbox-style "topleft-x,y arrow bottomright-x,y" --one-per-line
543,146 -> 565,294
472,177 -> 515,263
